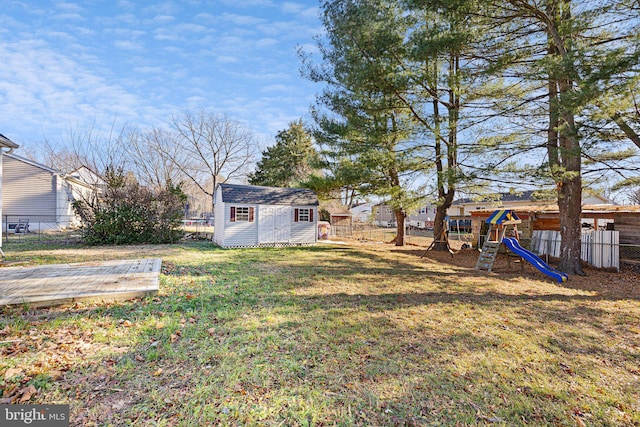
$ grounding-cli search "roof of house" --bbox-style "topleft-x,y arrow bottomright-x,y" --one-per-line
326,207 -> 352,216
0,134 -> 19,150
217,183 -> 319,206
453,190 -> 548,205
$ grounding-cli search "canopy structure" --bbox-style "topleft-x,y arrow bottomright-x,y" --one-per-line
485,209 -> 521,225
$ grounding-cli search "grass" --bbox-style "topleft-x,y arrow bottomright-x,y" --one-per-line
1,240 -> 639,426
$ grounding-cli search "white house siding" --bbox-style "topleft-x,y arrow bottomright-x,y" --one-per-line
3,155 -> 57,222
290,207 -> 317,244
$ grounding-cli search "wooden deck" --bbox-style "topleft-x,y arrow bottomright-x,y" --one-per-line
0,258 -> 161,308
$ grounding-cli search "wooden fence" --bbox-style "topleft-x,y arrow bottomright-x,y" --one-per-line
531,230 -> 620,271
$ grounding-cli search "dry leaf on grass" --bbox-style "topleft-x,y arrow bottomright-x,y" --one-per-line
19,384 -> 37,402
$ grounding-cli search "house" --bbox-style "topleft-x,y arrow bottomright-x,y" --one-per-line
0,134 -> 19,257
407,204 -> 438,229
2,153 -> 100,231
351,202 -> 374,223
213,183 -> 319,248
449,189 -> 613,216
373,203 -> 396,227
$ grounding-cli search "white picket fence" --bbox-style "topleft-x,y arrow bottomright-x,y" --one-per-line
530,230 -> 620,271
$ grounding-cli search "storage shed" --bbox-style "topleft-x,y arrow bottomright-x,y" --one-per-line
213,183 -> 319,248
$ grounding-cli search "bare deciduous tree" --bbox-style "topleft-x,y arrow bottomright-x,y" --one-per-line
168,110 -> 258,210
124,128 -> 184,191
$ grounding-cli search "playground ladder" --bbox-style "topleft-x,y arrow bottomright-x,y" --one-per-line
475,241 -> 501,272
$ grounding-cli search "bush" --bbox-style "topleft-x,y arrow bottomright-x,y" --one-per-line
74,173 -> 186,245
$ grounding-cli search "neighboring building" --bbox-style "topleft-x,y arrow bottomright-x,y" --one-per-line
213,183 -> 319,248
0,134 -> 20,256
325,207 -> 353,237
449,189 -> 613,216
2,153 -> 100,231
407,204 -> 438,229
373,203 -> 396,227
351,202 -> 374,223
69,166 -> 107,195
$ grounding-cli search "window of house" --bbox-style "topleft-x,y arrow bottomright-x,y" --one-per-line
419,207 -> 427,214
386,208 -> 392,215
230,206 -> 254,222
294,208 -> 314,222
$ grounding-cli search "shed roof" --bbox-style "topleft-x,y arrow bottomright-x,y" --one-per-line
218,183 -> 319,206
326,207 -> 352,216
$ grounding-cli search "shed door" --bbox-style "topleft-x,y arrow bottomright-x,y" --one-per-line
259,206 -> 291,243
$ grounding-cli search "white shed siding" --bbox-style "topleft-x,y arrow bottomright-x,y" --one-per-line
213,191 -> 225,246
222,204 -> 259,247
290,206 -> 317,243
3,155 -> 56,221
214,183 -> 319,248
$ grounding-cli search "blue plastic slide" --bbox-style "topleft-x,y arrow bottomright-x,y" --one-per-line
502,237 -> 568,283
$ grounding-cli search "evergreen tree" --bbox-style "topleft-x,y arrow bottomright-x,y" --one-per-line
478,0 -> 640,274
248,120 -> 321,188
304,0 -> 427,246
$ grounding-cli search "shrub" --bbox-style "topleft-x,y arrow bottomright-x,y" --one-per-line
74,170 -> 186,245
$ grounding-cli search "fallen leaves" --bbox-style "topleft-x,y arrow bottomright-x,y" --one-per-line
3,367 -> 23,380
1,384 -> 37,404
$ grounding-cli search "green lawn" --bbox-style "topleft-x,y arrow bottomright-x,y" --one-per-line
1,241 -> 639,426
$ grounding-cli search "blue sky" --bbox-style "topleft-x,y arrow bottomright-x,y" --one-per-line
0,0 -> 323,152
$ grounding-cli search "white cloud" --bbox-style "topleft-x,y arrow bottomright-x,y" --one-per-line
51,13 -> 85,21
54,2 -> 86,14
216,55 -> 239,63
152,15 -> 176,25
0,39 -> 163,144
113,40 -> 143,51
255,38 -> 278,48
219,13 -> 266,27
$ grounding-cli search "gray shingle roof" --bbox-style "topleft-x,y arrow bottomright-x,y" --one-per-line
453,190 -> 553,205
218,183 -> 319,206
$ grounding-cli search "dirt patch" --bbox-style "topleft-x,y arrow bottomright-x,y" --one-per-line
332,237 -> 640,300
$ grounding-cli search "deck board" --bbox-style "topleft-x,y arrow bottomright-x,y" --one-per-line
0,258 -> 161,308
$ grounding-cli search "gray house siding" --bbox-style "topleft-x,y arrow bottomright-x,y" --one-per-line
0,153 -> 3,249
3,154 -> 57,221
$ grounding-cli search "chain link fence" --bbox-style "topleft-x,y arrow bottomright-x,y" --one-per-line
3,215 -> 84,244
620,244 -> 640,272
3,215 -> 215,245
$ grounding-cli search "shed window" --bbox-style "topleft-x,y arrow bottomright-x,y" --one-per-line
294,208 -> 314,222
230,206 -> 254,222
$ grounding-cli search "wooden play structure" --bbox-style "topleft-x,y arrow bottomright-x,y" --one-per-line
475,210 -> 521,272
475,209 -> 568,282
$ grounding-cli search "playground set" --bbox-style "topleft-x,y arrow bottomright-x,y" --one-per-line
475,210 -> 568,283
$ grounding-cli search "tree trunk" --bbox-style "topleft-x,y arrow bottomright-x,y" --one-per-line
557,106 -> 585,275
393,208 -> 406,246
432,206 -> 449,251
